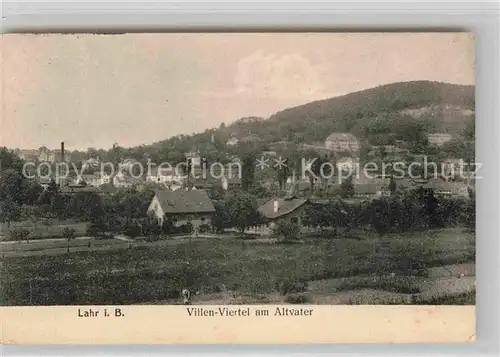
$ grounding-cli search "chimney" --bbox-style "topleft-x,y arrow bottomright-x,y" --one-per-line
57,141 -> 66,188
273,199 -> 279,213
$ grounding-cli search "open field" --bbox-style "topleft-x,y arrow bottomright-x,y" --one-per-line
0,221 -> 89,240
0,228 -> 475,306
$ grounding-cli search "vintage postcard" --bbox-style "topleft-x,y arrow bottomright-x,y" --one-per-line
0,33 -> 476,344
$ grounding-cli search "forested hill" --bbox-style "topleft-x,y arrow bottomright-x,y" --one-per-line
70,81 -> 474,164
220,80 -> 475,145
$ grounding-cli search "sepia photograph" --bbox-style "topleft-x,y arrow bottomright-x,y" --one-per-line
0,33 -> 475,313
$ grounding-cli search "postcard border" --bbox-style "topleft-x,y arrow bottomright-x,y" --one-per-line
1,1 -> 499,356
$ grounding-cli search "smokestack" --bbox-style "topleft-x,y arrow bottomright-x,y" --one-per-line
273,199 -> 279,213
60,142 -> 65,188
61,142 -> 65,163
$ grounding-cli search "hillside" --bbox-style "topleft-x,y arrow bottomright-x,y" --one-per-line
223,81 -> 475,145
113,81 -> 475,164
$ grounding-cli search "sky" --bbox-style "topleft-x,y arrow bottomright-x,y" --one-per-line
1,33 -> 475,151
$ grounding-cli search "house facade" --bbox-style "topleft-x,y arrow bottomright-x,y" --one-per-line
147,189 -> 216,228
17,149 -> 39,162
146,165 -> 184,184
113,171 -> 143,188
324,133 -> 360,152
185,151 -> 201,167
427,133 -> 453,146
91,173 -> 112,187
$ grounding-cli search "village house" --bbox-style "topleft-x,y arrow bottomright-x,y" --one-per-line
17,149 -> 39,162
113,171 -> 143,188
146,165 -> 179,184
163,181 -> 183,191
422,180 -> 471,198
82,157 -> 100,169
220,177 -> 242,191
250,195 -> 315,236
118,158 -> 140,171
75,174 -> 96,186
369,145 -> 409,159
324,133 -> 360,152
226,138 -> 239,146
147,189 -> 216,228
61,183 -> 102,195
91,172 -> 112,187
427,133 -> 453,147
354,183 -> 380,198
39,147 -> 71,163
210,163 -> 242,180
185,150 -> 201,167
186,178 -> 213,191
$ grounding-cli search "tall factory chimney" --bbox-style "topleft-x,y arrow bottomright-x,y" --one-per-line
61,141 -> 65,163
59,141 -> 65,188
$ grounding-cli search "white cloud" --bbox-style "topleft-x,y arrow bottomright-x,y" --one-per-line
234,50 -> 324,98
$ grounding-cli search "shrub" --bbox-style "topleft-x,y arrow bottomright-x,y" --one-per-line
9,228 -> 31,243
275,279 -> 308,296
95,232 -> 114,240
285,293 -> 310,304
271,219 -> 300,242
177,223 -> 193,234
161,217 -> 175,234
123,223 -> 141,238
198,224 -> 211,233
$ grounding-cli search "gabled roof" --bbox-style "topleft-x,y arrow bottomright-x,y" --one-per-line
154,189 -> 215,214
148,166 -> 176,177
61,185 -> 102,194
258,197 -> 309,220
325,133 -> 358,142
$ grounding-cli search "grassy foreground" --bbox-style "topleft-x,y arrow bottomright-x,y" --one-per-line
0,228 -> 475,305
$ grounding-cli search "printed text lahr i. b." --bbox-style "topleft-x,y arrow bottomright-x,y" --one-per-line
77,308 -> 124,317
186,307 -> 314,317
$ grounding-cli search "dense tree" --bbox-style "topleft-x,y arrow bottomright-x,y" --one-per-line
62,227 -> 76,253
0,169 -> 25,202
301,199 -> 352,236
462,117 -> 475,140
275,157 -> 290,191
339,175 -> 355,198
389,177 -> 397,195
0,148 -> 24,172
241,152 -> 256,190
0,198 -> 21,227
271,219 -> 300,242
10,228 -> 31,243
224,192 -> 261,233
211,201 -> 230,233
301,203 -> 333,233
